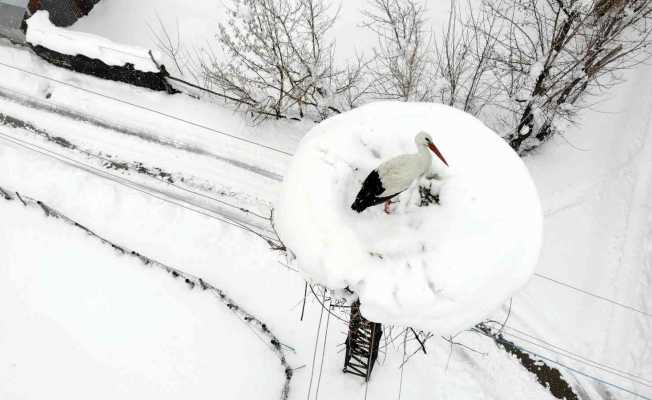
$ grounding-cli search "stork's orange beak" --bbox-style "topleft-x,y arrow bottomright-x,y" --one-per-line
428,143 -> 449,167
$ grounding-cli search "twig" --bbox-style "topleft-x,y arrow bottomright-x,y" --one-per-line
309,284 -> 348,323
300,281 -> 308,321
441,335 -> 488,357
497,297 -> 513,336
409,327 -> 428,354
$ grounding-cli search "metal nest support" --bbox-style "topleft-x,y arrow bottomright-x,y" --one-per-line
343,299 -> 383,381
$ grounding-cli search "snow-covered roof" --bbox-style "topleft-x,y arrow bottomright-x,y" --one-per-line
276,102 -> 543,335
25,11 -> 161,73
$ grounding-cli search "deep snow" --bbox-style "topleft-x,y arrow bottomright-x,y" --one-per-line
0,124 -> 557,400
276,101 -> 542,336
26,11 -> 161,72
0,0 -> 651,399
0,197 -> 282,400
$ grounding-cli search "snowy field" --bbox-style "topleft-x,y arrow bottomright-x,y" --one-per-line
1,1 -> 651,399
0,197 -> 282,400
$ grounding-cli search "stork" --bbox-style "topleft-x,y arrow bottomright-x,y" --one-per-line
351,132 -> 449,214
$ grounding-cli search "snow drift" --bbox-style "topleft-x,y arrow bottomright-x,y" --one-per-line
276,102 -> 543,335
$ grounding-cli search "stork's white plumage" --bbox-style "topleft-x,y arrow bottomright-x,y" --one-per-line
351,132 -> 449,213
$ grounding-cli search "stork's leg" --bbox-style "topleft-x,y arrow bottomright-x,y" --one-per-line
384,199 -> 392,214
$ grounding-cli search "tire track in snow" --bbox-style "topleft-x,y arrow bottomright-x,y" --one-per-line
0,112 -> 275,237
0,185 -> 294,400
594,64 -> 652,399
0,85 -> 284,181
611,80 -> 652,391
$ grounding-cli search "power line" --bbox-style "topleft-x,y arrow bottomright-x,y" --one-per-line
498,327 -> 652,389
315,296 -> 332,400
7,59 -> 652,322
0,130 -> 279,246
7,120 -> 652,397
0,109 -> 271,221
533,272 -> 652,318
4,58 -> 652,372
0,89 -> 273,220
498,324 -> 652,387
5,55 -> 652,314
520,343 -> 652,399
0,131 -> 266,239
0,60 -> 294,157
307,288 -> 326,400
50,132 -> 271,222
475,329 -> 652,400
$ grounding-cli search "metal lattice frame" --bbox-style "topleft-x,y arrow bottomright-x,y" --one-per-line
343,299 -> 383,381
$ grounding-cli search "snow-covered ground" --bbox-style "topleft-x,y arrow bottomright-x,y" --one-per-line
27,11 -> 161,72
0,111 -> 556,400
1,1 -> 651,399
0,38 -> 310,232
0,196 -> 282,400
511,61 -> 652,398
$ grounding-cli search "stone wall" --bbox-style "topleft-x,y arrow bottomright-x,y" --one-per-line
31,45 -> 176,93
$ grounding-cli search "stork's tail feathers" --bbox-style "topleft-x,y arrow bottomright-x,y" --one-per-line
351,198 -> 368,213
351,169 -> 388,213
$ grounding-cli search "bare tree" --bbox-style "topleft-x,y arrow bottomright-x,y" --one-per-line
148,15 -> 186,76
433,0 -> 501,115
480,0 -> 652,153
148,15 -> 207,88
200,0 -> 364,120
362,0 -> 434,101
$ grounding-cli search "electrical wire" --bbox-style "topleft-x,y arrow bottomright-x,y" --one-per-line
533,272 -> 652,318
498,328 -> 652,389
0,111 -> 271,221
495,323 -> 652,387
77,141 -> 271,221
476,329 -> 652,400
4,52 -> 652,397
314,296 -> 332,400
306,289 -> 326,400
0,130 -> 280,246
0,60 -> 294,157
7,59 -> 652,325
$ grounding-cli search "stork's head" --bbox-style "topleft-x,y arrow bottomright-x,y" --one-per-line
415,131 -> 449,167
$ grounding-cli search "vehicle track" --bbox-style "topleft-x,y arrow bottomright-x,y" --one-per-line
0,85 -> 284,181
0,120 -> 276,239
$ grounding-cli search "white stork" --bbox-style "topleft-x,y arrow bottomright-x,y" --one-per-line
351,132 -> 449,214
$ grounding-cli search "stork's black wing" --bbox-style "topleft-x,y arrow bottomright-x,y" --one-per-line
351,169 -> 397,213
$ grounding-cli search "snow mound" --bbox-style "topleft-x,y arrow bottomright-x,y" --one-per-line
26,11 -> 161,73
276,102 -> 543,335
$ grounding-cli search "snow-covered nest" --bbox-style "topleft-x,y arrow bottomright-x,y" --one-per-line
276,102 -> 543,335
26,11 -> 161,73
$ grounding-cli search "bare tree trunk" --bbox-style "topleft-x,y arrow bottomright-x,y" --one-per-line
481,0 -> 652,153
